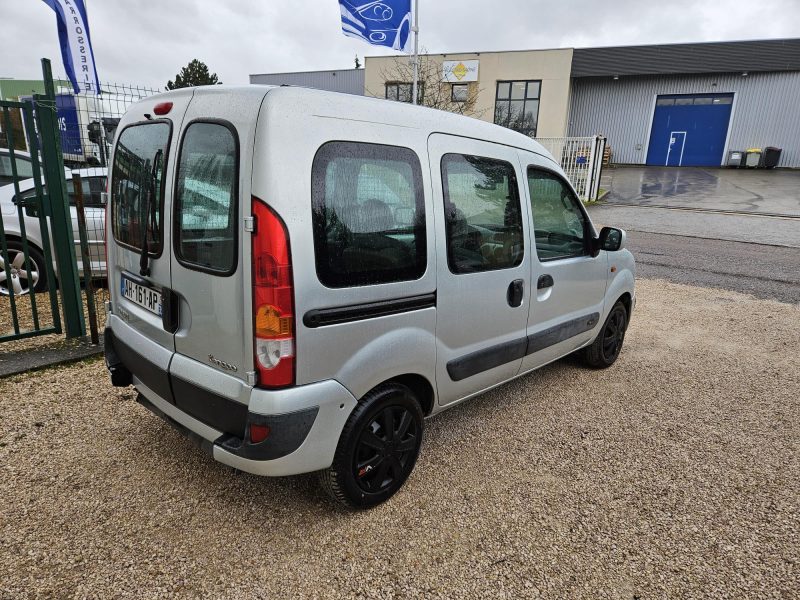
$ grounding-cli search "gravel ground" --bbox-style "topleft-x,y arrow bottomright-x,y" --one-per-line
1,279 -> 798,599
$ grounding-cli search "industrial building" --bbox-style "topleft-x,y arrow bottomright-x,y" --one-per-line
250,38 -> 800,167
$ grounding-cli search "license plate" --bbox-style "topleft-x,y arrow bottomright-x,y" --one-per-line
121,275 -> 162,316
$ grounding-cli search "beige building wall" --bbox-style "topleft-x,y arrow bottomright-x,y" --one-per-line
364,48 -> 574,138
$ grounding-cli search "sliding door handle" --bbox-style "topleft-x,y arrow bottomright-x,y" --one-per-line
507,279 -> 524,307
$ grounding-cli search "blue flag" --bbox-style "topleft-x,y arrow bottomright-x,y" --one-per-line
339,1 -> 412,51
41,0 -> 101,94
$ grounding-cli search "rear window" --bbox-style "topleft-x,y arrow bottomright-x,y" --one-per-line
174,122 -> 238,274
111,122 -> 170,254
311,141 -> 426,288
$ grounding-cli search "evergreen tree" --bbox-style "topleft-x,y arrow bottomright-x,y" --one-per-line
166,59 -> 221,90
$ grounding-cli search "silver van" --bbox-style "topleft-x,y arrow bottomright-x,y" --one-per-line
104,86 -> 635,508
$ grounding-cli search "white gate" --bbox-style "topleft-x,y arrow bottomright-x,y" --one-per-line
533,135 -> 607,201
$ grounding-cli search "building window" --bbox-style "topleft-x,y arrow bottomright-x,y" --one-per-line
494,80 -> 541,136
385,82 -> 423,104
451,84 -> 468,103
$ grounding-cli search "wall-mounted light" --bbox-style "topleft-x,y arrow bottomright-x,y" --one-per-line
741,72 -> 748,77
613,75 -> 619,80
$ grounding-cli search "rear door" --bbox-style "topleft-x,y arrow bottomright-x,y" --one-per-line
429,134 -> 531,406
168,90 -> 265,395
109,91 -> 193,401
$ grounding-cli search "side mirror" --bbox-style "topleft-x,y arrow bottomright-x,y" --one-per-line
597,227 -> 626,252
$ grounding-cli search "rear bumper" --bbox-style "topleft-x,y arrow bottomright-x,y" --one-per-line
104,325 -> 357,477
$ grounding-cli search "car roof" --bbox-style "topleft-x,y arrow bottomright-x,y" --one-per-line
141,85 -> 559,166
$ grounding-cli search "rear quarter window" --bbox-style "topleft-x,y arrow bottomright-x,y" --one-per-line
311,141 -> 426,288
111,122 -> 171,254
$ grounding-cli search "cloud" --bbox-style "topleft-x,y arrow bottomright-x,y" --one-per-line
1,0 -> 798,88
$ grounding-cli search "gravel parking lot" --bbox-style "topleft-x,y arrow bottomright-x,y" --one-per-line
1,279 -> 798,599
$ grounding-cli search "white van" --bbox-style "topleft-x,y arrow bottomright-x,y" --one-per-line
104,86 -> 635,508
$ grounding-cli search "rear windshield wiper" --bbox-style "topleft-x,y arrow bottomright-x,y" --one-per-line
139,149 -> 163,277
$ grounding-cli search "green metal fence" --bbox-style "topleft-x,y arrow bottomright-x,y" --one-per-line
0,59 -> 85,343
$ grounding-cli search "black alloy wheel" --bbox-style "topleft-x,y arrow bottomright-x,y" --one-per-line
601,307 -> 626,363
353,405 -> 419,494
583,301 -> 628,368
320,382 -> 424,509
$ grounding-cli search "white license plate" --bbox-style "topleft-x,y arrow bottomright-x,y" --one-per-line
121,276 -> 162,316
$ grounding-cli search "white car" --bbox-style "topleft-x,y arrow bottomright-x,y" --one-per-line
0,167 -> 107,295
0,149 -> 35,186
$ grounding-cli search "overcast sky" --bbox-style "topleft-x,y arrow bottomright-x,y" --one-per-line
2,0 -> 799,89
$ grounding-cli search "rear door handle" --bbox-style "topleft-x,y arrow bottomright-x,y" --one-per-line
537,274 -> 554,290
507,279 -> 524,307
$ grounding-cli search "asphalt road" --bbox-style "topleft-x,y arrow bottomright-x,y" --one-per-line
624,230 -> 800,304
589,167 -> 800,304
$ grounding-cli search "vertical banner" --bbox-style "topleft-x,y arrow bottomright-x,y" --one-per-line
338,1 -> 412,51
41,0 -> 101,95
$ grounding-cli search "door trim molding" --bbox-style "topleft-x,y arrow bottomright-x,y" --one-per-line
303,293 -> 436,329
446,312 -> 601,381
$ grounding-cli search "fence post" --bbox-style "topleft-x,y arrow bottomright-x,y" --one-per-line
37,58 -> 85,338
72,174 -> 99,345
592,136 -> 607,201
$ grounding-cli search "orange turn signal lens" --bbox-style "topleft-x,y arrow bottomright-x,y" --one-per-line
255,304 -> 293,338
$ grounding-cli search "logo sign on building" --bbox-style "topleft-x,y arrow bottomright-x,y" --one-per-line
41,0 -> 101,95
443,60 -> 479,83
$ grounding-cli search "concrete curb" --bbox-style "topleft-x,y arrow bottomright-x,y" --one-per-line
0,337 -> 104,379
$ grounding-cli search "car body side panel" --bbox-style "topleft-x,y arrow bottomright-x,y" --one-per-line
252,93 -> 438,400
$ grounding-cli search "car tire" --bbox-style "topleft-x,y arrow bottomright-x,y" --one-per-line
320,382 -> 424,510
1,241 -> 48,296
583,301 -> 628,368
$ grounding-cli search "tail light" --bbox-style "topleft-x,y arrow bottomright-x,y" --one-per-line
252,196 -> 295,388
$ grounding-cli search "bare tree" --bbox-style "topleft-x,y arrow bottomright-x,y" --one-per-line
372,52 -> 487,118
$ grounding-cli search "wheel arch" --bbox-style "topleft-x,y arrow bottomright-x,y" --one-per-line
383,373 -> 435,416
2,234 -> 46,255
355,373 -> 436,417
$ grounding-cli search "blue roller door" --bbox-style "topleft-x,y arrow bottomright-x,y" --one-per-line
646,94 -> 734,166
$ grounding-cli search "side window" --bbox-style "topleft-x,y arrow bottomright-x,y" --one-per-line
0,155 -> 33,179
311,141 -> 426,288
441,154 -> 523,274
111,122 -> 170,254
66,178 -> 102,207
88,177 -> 107,206
174,122 -> 238,274
15,157 -> 34,179
527,169 -> 588,261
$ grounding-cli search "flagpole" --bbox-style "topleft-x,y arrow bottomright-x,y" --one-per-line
411,0 -> 419,105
